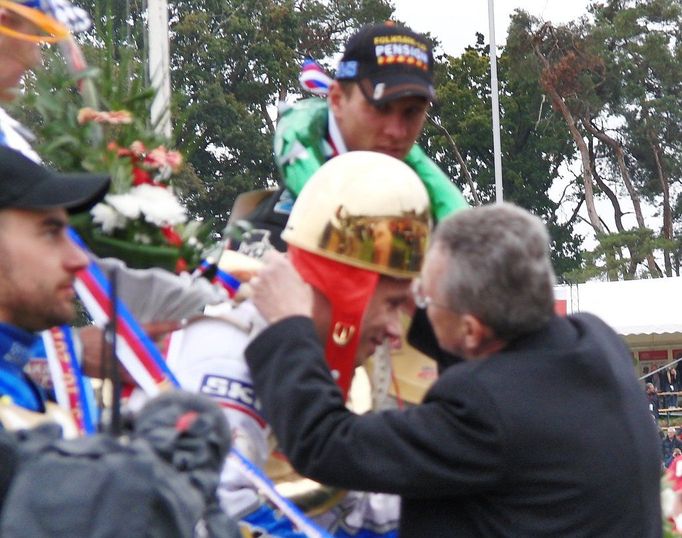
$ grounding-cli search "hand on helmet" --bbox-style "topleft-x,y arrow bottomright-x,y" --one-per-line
250,251 -> 314,323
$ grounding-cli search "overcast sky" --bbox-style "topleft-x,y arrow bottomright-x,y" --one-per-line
392,0 -> 594,56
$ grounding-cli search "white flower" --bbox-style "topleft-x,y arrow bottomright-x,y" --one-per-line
134,232 -> 152,245
132,184 -> 187,227
105,192 -> 142,220
90,203 -> 127,233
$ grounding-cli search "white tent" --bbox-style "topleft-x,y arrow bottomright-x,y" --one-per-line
557,277 -> 682,336
555,278 -> 682,375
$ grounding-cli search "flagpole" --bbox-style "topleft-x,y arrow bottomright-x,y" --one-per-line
488,0 -> 504,202
148,0 -> 172,138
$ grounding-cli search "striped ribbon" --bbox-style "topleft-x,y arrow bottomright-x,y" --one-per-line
41,325 -> 97,435
69,229 -> 329,536
68,229 -> 179,396
229,450 -> 333,538
195,259 -> 241,298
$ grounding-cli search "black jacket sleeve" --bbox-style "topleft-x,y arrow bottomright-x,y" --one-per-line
245,316 -> 504,498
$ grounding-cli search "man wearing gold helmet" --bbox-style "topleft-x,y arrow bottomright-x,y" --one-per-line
166,151 -> 431,537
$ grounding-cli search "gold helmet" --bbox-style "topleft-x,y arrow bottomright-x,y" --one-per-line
283,152 -> 432,398
282,151 -> 431,279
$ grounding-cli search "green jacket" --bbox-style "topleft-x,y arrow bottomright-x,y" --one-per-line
273,98 -> 469,222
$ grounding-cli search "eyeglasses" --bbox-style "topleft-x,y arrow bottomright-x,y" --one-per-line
411,278 -> 452,311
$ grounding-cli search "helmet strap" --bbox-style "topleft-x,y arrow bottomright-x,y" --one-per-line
288,246 -> 379,398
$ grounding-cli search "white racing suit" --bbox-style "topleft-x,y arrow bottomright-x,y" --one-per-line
166,300 -> 400,537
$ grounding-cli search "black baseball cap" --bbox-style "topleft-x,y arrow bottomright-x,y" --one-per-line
0,146 -> 110,214
335,22 -> 436,105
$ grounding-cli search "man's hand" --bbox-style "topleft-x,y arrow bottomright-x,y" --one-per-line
250,251 -> 314,323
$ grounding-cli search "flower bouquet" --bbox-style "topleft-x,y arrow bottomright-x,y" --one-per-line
68,108 -> 210,273
13,38 -> 213,274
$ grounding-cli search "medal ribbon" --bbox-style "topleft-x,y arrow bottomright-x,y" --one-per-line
41,325 -> 97,435
228,450 -> 333,538
68,229 -> 179,396
194,259 -> 241,298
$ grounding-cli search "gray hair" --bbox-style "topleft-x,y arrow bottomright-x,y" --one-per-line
432,202 -> 556,341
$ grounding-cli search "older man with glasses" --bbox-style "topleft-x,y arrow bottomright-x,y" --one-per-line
246,202 -> 662,537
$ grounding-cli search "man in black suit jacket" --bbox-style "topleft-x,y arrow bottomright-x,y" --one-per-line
246,202 -> 662,537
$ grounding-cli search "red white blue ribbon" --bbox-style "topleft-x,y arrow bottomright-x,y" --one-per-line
68,229 -> 179,396
299,58 -> 332,96
195,259 -> 241,298
41,325 -> 97,435
228,450 -> 333,538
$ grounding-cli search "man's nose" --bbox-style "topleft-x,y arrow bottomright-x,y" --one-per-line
386,310 -> 404,340
383,114 -> 408,138
64,239 -> 89,273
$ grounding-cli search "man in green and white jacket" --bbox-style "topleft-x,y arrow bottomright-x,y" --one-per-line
243,22 -> 469,251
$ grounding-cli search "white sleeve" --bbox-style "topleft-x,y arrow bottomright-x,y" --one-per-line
94,257 -> 228,323
165,306 -> 271,518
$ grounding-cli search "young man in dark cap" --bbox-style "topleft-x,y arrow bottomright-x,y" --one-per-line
243,21 -> 468,251
0,0 -> 228,380
0,146 -> 109,414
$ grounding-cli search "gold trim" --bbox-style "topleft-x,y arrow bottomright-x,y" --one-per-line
332,322 -> 356,346
284,236 -> 423,279
283,211 -> 429,279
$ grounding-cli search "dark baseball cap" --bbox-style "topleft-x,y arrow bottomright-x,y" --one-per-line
335,22 -> 436,105
0,146 -> 110,214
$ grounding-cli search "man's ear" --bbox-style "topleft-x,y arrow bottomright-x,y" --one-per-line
461,314 -> 482,354
462,314 -> 499,358
327,80 -> 343,113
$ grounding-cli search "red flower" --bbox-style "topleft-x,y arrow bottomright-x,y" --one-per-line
161,226 -> 184,247
175,257 -> 189,274
132,167 -> 154,186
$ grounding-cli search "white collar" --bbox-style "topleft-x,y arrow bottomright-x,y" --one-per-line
327,106 -> 348,155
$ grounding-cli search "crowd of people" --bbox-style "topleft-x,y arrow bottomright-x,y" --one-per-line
646,365 -> 682,411
0,1 -> 668,537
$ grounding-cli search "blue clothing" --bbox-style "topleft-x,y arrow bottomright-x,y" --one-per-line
0,323 -> 45,412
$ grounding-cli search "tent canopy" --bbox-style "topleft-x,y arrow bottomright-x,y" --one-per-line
556,277 -> 682,336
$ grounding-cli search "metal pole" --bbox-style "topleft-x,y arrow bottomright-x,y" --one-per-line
148,0 -> 172,138
488,0 -> 504,202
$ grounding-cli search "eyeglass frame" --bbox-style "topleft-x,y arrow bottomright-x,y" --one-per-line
411,277 -> 453,311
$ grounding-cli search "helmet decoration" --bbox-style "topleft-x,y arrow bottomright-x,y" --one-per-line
283,151 -> 431,397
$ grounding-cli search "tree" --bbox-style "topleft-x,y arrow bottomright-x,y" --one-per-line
589,0 -> 682,277
424,24 -> 583,278
507,1 -> 682,281
168,0 -> 393,229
